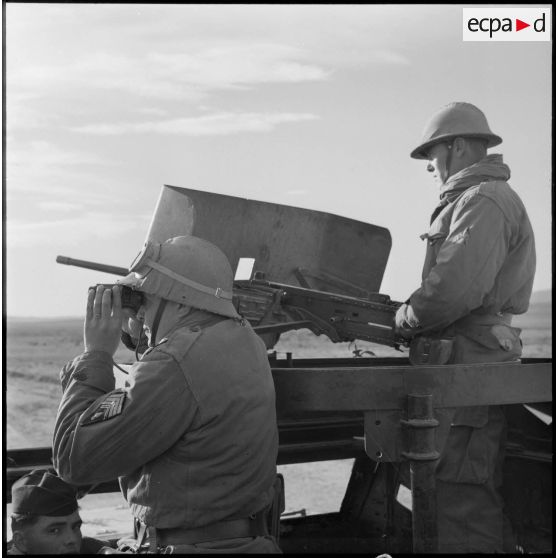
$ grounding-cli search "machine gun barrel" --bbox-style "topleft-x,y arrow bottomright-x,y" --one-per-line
56,255 -> 128,276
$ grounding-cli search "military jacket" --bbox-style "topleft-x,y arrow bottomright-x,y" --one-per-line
410,155 -> 536,333
53,317 -> 279,529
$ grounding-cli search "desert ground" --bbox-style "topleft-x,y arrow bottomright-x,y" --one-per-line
5,293 -> 552,539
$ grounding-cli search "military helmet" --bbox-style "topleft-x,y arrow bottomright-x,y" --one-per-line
410,102 -> 502,160
118,235 -> 240,319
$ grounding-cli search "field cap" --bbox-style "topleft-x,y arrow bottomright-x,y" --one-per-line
12,470 -> 78,516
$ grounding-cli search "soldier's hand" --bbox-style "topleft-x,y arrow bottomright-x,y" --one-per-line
84,285 -> 123,357
394,303 -> 418,340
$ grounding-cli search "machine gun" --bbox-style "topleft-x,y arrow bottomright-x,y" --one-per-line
57,185 -> 407,350
56,255 -> 404,349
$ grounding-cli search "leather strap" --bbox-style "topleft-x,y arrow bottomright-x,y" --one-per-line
148,298 -> 168,348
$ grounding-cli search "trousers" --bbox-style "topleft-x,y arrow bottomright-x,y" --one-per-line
409,316 -> 522,552
436,406 -> 511,553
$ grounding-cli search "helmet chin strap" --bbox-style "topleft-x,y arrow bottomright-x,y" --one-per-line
442,138 -> 456,184
149,298 -> 168,347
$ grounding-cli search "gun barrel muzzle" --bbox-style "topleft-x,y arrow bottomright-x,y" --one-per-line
56,255 -> 129,276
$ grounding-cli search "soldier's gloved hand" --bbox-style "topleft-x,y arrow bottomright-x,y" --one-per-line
84,285 -> 123,357
394,302 -> 419,340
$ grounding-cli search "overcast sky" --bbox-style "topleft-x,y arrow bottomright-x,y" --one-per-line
4,3 -> 553,317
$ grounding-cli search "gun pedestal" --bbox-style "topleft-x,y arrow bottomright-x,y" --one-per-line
401,394 -> 439,554
364,395 -> 441,553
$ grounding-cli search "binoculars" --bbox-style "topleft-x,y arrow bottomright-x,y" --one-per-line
91,284 -> 144,313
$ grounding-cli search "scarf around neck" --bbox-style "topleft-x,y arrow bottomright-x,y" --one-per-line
431,154 -> 510,223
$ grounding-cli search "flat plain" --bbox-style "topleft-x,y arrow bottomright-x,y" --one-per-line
5,293 -> 552,538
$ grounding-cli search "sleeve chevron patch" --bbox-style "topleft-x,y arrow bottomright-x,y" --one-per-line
83,390 -> 127,425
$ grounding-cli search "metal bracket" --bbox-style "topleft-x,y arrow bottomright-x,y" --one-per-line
364,409 -> 405,462
364,406 -> 454,464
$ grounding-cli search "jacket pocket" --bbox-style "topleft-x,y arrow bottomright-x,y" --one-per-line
420,231 -> 447,246
436,407 -> 505,485
420,219 -> 450,274
489,324 -> 522,356
421,210 -> 450,242
451,326 -> 522,364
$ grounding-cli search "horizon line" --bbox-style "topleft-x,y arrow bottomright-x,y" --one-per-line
4,287 -> 553,321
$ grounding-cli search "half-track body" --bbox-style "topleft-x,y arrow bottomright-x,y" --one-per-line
6,185 -> 553,553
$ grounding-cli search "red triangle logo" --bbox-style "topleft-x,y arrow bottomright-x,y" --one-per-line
516,19 -> 530,31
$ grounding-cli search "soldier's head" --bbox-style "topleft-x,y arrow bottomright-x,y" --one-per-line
119,235 -> 239,344
410,102 -> 502,186
10,470 -> 82,555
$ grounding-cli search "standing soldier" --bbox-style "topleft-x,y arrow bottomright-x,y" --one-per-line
53,235 -> 281,553
395,102 -> 536,552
